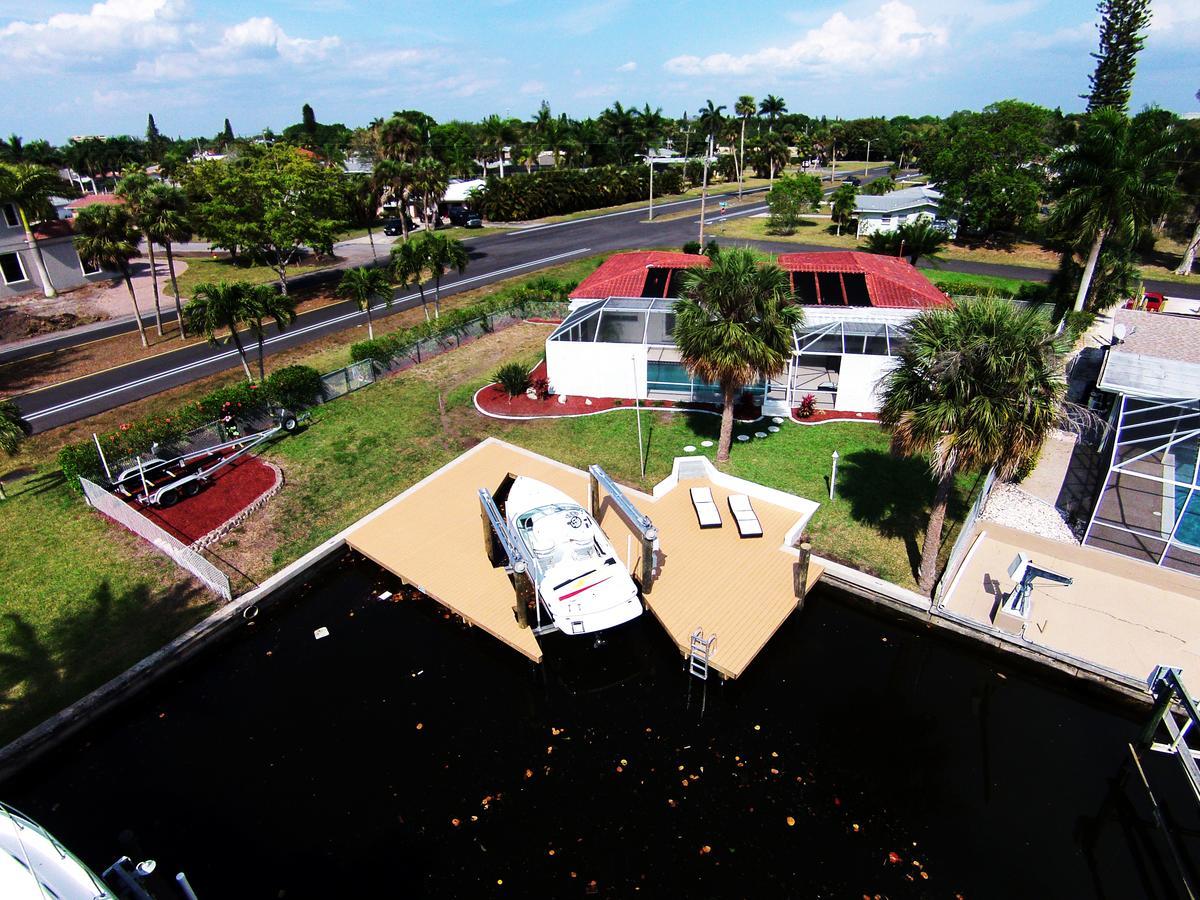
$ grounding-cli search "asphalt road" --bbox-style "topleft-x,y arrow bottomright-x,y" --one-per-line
10,187 -> 1200,433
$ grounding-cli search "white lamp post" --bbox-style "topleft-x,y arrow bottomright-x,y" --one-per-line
829,450 -> 839,500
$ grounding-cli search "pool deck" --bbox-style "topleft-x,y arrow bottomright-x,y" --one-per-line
942,522 -> 1200,695
346,439 -> 823,678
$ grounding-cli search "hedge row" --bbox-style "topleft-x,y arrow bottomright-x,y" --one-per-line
473,165 -> 685,222
349,276 -> 577,366
57,365 -> 323,490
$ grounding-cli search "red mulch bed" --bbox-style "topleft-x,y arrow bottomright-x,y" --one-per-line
129,455 -> 278,544
792,408 -> 880,424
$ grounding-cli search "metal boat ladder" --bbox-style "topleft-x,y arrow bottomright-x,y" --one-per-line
1144,665 -> 1200,805
688,628 -> 716,680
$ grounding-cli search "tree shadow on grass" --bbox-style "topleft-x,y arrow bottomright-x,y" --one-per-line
835,449 -> 973,580
0,578 -> 210,744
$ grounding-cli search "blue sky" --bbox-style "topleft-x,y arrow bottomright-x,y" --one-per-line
1,0 -> 1196,142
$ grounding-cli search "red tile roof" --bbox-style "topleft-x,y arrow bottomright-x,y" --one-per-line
777,251 -> 948,308
31,219 -> 74,240
65,193 -> 123,211
570,251 -> 710,300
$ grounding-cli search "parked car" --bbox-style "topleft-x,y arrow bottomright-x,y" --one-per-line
842,175 -> 861,187
447,206 -> 483,228
382,217 -> 408,236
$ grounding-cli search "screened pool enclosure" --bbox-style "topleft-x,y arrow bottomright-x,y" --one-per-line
546,300 -> 912,413
1083,396 -> 1200,577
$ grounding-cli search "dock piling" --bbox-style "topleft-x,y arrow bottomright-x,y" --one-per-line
794,541 -> 812,610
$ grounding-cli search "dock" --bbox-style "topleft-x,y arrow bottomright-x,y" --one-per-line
346,439 -> 823,678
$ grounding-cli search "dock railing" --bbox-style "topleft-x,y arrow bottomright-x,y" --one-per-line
933,467 -> 998,605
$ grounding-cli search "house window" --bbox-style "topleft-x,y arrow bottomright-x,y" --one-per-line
2,204 -> 19,228
880,215 -> 892,224
0,252 -> 28,284
80,255 -> 103,276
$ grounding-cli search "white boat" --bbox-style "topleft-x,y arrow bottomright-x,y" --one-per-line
504,476 -> 642,635
1,801 -> 113,898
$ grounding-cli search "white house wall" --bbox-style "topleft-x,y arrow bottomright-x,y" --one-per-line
834,355 -> 896,412
545,340 -> 648,399
856,209 -> 958,238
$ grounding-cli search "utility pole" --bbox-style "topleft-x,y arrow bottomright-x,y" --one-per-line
864,139 -> 873,177
698,134 -> 712,246
829,139 -> 836,185
648,156 -> 655,221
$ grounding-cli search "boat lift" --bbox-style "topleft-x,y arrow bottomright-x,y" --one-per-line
479,466 -> 658,637
1143,665 -> 1200,805
101,410 -> 299,508
998,552 -> 1073,619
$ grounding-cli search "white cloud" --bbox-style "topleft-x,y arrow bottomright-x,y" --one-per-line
0,0 -> 187,67
555,0 -> 628,36
520,80 -> 546,94
665,1 -> 947,78
616,60 -> 636,72
1147,0 -> 1200,46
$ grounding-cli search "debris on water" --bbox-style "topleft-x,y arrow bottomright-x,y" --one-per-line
616,766 -> 623,773
378,590 -> 393,601
497,878 -> 503,885
786,816 -> 796,827
920,871 -> 930,880
770,768 -> 780,775
771,751 -> 779,758
833,797 -> 841,806
415,723 -> 423,730
524,768 -> 534,779
548,849 -> 555,856
586,879 -> 598,894
852,823 -> 860,832
667,799 -> 677,808
451,818 -> 460,827
313,627 -> 330,640
753,724 -> 761,731
620,758 -> 628,766
551,727 -> 564,736
887,852 -> 902,864
265,651 -> 273,657
700,845 -> 712,855
470,815 -> 478,822
412,670 -> 424,677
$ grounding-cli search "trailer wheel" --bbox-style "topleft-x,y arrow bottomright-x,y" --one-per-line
281,415 -> 298,432
157,489 -> 180,508
182,481 -> 201,498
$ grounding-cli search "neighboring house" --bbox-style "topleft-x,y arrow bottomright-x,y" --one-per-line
440,178 -> 486,216
0,201 -> 105,300
545,250 -> 949,416
854,184 -> 957,238
62,192 -> 122,220
1081,309 -> 1200,579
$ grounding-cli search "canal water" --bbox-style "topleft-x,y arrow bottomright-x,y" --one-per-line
2,552 -> 1196,898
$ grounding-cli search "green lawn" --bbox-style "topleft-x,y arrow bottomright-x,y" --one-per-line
175,256 -> 332,296
925,269 -> 1039,297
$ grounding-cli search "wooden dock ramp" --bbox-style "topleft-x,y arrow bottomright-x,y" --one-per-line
346,439 -> 822,678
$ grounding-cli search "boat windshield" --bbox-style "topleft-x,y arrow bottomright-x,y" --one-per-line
515,504 -> 609,568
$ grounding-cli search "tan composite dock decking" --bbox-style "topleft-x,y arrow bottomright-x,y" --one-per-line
346,439 -> 823,679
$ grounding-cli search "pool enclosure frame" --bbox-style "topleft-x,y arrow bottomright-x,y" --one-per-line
1082,394 -> 1200,576
547,299 -> 912,413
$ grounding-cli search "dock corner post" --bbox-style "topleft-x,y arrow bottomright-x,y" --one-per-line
794,541 -> 812,610
588,468 -> 599,519
640,528 -> 657,595
513,564 -> 533,629
480,492 -> 501,566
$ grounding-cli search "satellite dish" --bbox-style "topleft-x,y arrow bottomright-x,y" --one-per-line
1113,324 -> 1127,343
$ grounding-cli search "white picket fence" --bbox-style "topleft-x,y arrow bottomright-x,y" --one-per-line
80,477 -> 232,601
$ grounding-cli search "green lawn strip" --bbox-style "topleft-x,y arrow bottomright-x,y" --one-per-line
175,256 -> 332,297
518,178 -> 773,227
0,469 -> 215,745
924,269 -> 1038,296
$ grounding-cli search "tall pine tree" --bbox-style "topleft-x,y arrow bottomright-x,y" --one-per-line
1084,0 -> 1152,113
222,118 -> 234,146
302,103 -> 317,135
146,113 -> 163,162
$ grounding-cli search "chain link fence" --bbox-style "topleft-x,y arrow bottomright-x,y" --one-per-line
80,477 -> 232,600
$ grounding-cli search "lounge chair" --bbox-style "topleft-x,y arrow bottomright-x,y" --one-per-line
727,494 -> 763,538
690,487 -> 722,529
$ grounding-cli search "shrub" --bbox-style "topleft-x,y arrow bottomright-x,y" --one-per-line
266,365 -> 323,410
1062,310 -> 1097,343
494,362 -> 531,398
798,393 -> 817,418
704,239 -> 721,259
530,377 -> 551,401
350,338 -> 395,365
682,240 -> 701,255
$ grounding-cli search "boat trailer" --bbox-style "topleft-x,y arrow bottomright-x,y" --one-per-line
101,409 -> 300,508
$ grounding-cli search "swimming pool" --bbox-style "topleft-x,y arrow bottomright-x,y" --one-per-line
1172,439 -> 1200,549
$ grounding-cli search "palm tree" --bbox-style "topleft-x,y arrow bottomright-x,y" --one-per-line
864,218 -> 948,266
0,163 -> 75,298
391,238 -> 430,320
879,297 -> 1067,593
375,158 -> 414,241
634,103 -> 667,157
0,134 -> 25,163
116,166 -> 164,336
420,233 -> 469,318
244,284 -> 298,382
599,102 -> 639,163
696,100 -> 726,147
411,158 -> 449,231
74,204 -> 149,347
478,115 -> 514,177
185,280 -> 255,380
378,116 -> 421,163
141,183 -> 192,340
735,95 -> 756,197
0,398 -> 30,500
830,182 -> 857,236
337,265 -> 392,340
674,248 -> 802,463
1050,108 -> 1178,311
759,95 -> 787,131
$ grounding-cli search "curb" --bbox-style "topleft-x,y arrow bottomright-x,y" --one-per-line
188,462 -> 284,552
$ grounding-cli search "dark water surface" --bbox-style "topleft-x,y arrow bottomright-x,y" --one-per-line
3,553 -> 1197,898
